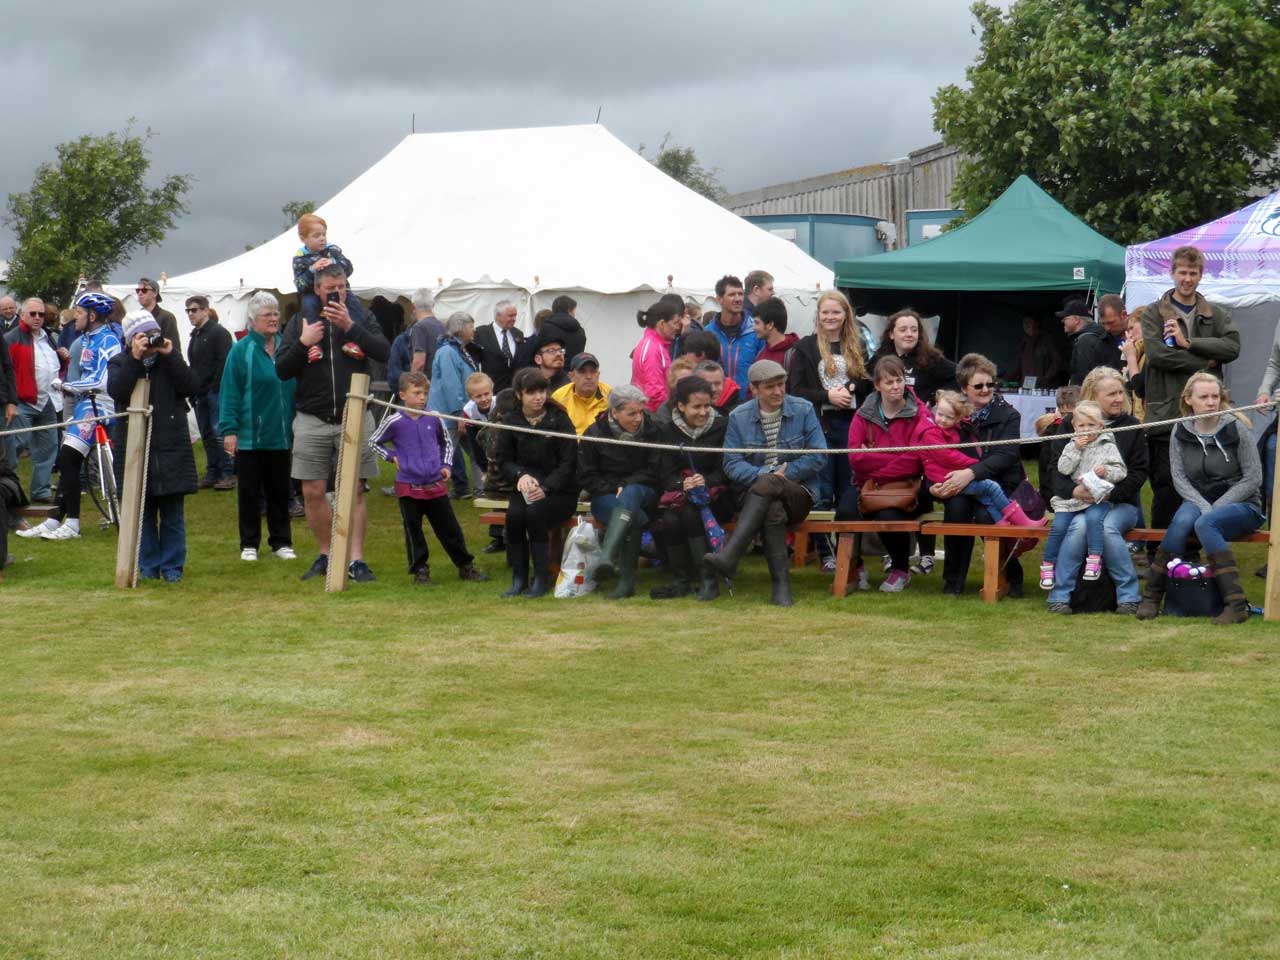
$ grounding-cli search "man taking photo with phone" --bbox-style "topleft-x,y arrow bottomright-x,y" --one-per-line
276,263 -> 390,583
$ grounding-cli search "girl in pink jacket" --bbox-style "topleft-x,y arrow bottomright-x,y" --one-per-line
630,300 -> 682,411
923,391 -> 1042,528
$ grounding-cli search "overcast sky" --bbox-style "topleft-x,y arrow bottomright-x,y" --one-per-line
0,0 -> 995,281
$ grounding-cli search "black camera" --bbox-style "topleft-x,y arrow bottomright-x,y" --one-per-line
145,329 -> 164,348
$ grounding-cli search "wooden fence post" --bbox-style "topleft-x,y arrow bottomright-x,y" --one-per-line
325,372 -> 370,593
114,380 -> 151,589
1263,425 -> 1280,621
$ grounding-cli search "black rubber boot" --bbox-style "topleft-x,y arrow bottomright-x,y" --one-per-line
1135,547 -> 1173,620
650,539 -> 692,599
594,509 -> 633,580
703,493 -> 769,579
687,536 -> 720,601
762,523 -> 793,607
501,539 -> 528,598
523,540 -> 551,598
608,526 -> 642,599
1208,549 -> 1251,625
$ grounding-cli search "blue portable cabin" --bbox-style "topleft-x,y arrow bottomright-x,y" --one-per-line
743,214 -> 883,272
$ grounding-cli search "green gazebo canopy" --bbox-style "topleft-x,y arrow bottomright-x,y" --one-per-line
835,175 -> 1125,292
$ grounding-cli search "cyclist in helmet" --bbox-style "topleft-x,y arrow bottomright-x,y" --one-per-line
19,292 -> 123,540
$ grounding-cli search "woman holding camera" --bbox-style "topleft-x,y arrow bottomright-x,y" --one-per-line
108,309 -> 200,582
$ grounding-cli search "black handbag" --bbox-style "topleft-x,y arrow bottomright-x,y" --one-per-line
1165,577 -> 1224,618
1069,557 -> 1117,613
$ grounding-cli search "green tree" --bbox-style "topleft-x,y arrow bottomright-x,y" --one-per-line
4,126 -> 192,304
280,199 -> 316,230
640,134 -> 727,203
933,0 -> 1280,244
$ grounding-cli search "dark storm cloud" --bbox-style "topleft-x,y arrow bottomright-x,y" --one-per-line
0,0 -> 990,279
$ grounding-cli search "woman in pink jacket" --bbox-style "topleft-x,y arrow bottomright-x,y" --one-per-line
630,299 -> 682,411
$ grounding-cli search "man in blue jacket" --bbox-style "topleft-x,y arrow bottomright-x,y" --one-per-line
704,275 -> 762,394
704,359 -> 827,606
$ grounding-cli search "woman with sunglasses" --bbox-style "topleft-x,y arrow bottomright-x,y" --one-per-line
928,353 -> 1028,596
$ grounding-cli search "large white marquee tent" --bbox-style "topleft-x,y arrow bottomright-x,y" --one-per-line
112,124 -> 832,382
1126,189 -> 1280,408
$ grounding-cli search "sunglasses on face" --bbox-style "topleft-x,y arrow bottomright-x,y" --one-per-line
136,287 -> 153,294
970,381 -> 995,391
25,310 -> 45,317
185,307 -> 202,314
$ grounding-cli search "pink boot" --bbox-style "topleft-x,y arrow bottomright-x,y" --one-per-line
998,500 -> 1048,528
998,501 -> 1046,559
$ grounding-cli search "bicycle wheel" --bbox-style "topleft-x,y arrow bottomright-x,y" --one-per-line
83,449 -> 112,528
96,441 -> 121,529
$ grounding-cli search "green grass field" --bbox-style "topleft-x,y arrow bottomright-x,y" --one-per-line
3,452 -> 1279,958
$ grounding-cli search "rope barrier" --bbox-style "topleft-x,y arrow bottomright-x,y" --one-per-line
0,407 -> 151,442
358,394 -> 1277,457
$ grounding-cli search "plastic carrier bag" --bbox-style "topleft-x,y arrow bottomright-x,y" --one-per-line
554,517 -> 602,598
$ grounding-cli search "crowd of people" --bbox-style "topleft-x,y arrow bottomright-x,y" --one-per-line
1,228 -> 1274,620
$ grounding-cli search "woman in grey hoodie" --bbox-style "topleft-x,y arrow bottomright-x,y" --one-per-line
1138,371 -> 1264,624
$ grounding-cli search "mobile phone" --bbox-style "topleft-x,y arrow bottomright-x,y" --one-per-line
326,291 -> 340,304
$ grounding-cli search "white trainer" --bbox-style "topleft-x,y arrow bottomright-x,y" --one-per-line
240,547 -> 259,561
272,546 -> 297,560
42,523 -> 80,541
16,521 -> 55,539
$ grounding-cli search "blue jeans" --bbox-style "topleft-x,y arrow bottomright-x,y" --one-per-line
139,493 -> 187,580
1162,501 -> 1265,556
591,483 -> 658,527
962,478 -> 1009,523
1045,502 -> 1111,563
6,399 -> 59,499
194,391 -> 231,480
1049,502 -> 1142,605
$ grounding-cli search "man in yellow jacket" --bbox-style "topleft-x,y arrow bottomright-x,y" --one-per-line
551,353 -> 610,434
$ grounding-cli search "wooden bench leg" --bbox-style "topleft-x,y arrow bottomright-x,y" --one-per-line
832,533 -> 854,597
549,526 -> 565,577
792,529 -> 809,569
980,536 -> 1010,603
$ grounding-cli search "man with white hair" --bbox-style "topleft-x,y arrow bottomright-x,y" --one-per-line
0,296 -> 19,335
409,288 -> 445,375
473,299 -> 524,392
3,298 -> 61,501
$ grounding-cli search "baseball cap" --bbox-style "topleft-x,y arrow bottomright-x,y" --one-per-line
1055,297 -> 1091,319
569,352 -> 599,371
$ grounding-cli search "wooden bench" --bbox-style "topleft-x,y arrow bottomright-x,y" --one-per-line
478,501 -> 921,591
921,522 -> 1272,604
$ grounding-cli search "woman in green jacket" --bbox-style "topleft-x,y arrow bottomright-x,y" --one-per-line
219,292 -> 298,562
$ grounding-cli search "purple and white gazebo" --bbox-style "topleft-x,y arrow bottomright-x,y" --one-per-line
1126,190 -> 1280,406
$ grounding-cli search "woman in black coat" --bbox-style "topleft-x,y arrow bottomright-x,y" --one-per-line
928,353 -> 1027,597
578,384 -> 662,599
650,375 -> 733,601
109,314 -> 200,582
493,367 -> 579,599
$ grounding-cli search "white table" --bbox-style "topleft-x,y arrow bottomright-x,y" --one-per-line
1002,391 -> 1058,440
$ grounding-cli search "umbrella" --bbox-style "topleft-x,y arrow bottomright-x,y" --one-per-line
686,448 -> 732,594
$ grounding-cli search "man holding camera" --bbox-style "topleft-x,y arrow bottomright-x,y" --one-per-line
275,263 -> 390,583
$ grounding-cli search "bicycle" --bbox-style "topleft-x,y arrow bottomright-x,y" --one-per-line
86,392 -> 120,529
60,390 -> 120,530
